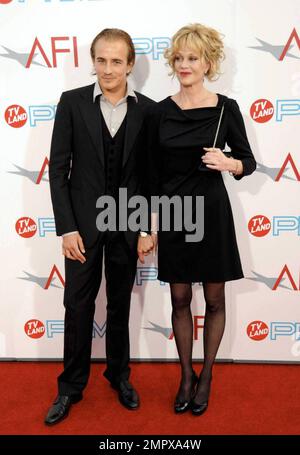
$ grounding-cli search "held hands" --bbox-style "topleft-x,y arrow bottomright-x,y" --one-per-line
137,233 -> 158,264
201,147 -> 232,172
62,233 -> 86,264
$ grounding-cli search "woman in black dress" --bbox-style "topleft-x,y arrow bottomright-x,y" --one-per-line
138,23 -> 256,415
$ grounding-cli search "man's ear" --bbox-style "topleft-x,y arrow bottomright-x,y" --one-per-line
127,62 -> 134,75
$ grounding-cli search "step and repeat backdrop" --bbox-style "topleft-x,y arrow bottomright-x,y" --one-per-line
0,0 -> 299,361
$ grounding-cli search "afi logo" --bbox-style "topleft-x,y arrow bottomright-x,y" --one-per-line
275,154 -> 300,181
169,316 -> 204,340
36,157 -> 49,184
249,28 -> 300,60
146,316 -> 204,340
273,265 -> 300,291
8,157 -> 49,184
45,265 -> 65,289
256,154 -> 300,181
26,37 -> 78,68
280,28 -> 300,60
18,265 -> 64,289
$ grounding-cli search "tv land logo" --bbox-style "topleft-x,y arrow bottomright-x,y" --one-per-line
247,265 -> 300,291
4,105 -> 56,127
248,215 -> 300,237
5,105 -> 27,127
8,157 -> 49,183
247,320 -> 269,341
25,319 -> 106,339
249,28 -> 300,61
15,217 -> 55,238
250,99 -> 300,123
247,321 -> 300,355
16,217 -> 37,238
256,153 -> 300,181
24,319 -> 45,339
250,99 -> 274,123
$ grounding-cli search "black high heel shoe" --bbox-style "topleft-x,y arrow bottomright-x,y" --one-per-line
190,376 -> 212,416
174,370 -> 198,414
190,399 -> 209,415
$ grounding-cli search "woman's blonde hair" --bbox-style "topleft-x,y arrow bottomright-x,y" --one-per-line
164,23 -> 225,80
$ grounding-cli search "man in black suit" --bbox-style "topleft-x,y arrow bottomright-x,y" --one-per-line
45,28 -> 155,425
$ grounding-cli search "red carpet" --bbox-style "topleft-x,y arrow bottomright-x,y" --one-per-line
1,362 -> 299,435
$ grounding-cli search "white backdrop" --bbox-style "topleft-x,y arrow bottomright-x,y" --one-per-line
0,0 -> 299,362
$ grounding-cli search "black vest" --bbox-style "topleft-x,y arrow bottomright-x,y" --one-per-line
100,110 -> 127,197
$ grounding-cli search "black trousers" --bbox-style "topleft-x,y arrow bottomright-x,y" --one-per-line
57,232 -> 138,396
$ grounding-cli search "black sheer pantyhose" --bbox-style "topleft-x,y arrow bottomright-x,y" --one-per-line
170,282 -> 225,403
194,282 -> 225,404
170,283 -> 193,402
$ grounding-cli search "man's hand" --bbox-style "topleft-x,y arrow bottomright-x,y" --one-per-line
137,235 -> 154,264
62,233 -> 86,264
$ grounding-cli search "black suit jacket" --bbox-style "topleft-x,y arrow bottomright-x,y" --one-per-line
49,83 -> 155,248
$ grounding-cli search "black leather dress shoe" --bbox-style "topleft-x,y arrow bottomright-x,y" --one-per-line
44,393 -> 82,425
174,370 -> 198,414
112,380 -> 140,410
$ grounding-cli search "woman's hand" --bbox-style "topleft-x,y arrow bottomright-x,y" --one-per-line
201,147 -> 232,172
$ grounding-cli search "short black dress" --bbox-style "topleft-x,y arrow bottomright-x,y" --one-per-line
145,94 -> 256,283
